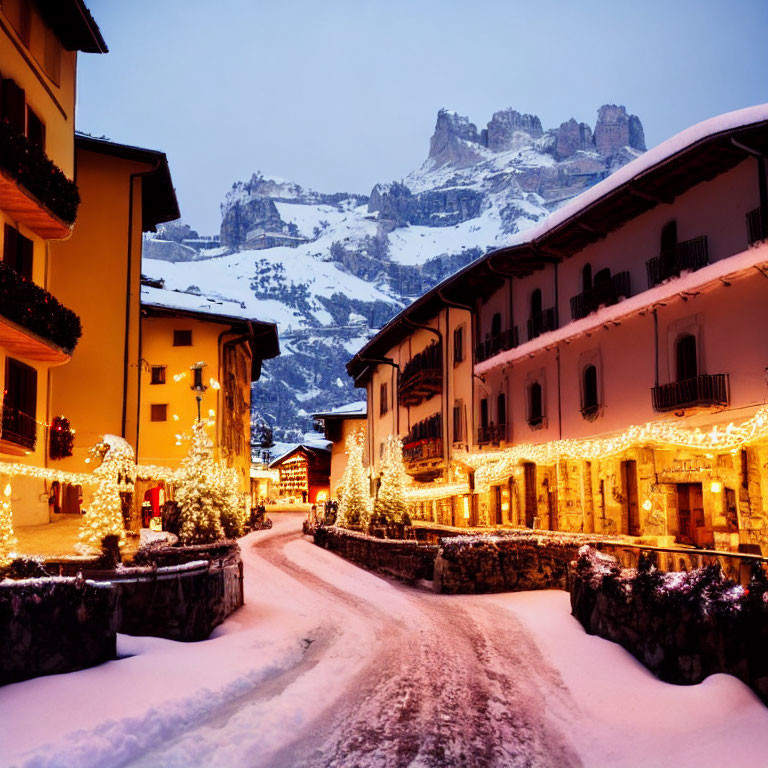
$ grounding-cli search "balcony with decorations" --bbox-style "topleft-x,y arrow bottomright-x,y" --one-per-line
403,413 -> 443,480
398,341 -> 442,407
0,261 -> 82,363
527,307 -> 557,341
0,118 -> 79,239
0,404 -> 38,455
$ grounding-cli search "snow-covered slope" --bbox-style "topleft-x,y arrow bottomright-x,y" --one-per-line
143,103 -> 646,442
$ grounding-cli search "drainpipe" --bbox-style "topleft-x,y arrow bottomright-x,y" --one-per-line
653,308 -> 659,387
122,160 -> 160,440
556,346 -> 563,440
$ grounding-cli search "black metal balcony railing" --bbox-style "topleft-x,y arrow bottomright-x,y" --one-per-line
651,374 -> 729,412
1,404 -> 37,451
747,207 -> 768,246
527,307 -> 557,341
477,423 -> 506,445
570,272 -> 631,321
398,342 -> 442,407
646,236 -> 709,288
475,327 -> 519,363
0,118 -> 80,225
0,261 -> 82,352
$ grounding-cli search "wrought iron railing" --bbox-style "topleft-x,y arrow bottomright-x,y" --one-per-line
1,404 -> 37,450
475,327 -> 519,363
527,307 -> 557,341
477,423 -> 506,445
747,207 -> 768,246
651,373 -> 729,412
646,236 -> 709,288
570,271 -> 631,320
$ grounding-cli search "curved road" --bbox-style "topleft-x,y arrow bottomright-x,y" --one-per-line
130,513 -> 583,768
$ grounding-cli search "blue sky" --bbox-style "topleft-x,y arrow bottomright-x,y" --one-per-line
77,0 -> 768,233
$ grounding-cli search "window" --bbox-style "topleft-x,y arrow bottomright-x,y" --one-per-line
1,357 -> 37,449
3,0 -> 31,46
676,334 -> 697,381
150,366 -> 166,385
0,78 -> 26,133
453,402 -> 463,442
491,313 -> 502,338
480,398 -> 489,429
528,382 -> 543,427
661,220 -> 678,254
42,24 -> 62,84
582,263 -> 592,292
150,404 -> 168,422
379,381 -> 389,415
191,365 -> 205,391
453,325 -> 464,363
497,393 -> 506,427
3,224 -> 33,280
530,288 -> 542,318
173,330 -> 192,346
26,107 -> 45,149
581,365 -> 599,418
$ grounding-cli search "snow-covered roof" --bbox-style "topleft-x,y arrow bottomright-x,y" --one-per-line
312,401 -> 367,419
269,442 -> 331,468
348,104 -> 768,382
141,285 -> 253,321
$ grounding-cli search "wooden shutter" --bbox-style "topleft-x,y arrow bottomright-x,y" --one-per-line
26,107 -> 45,148
1,79 -> 26,133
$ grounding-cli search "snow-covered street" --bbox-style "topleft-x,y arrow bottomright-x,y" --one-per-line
4,513 -> 768,768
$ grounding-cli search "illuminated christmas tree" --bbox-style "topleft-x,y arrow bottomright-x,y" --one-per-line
79,436 -> 131,552
336,429 -> 371,528
217,464 -> 246,539
374,435 -> 409,525
0,477 -> 17,564
176,421 -> 224,544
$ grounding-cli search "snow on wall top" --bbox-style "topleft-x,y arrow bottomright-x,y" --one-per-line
312,401 -> 367,418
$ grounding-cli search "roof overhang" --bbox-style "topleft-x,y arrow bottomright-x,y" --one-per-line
75,134 -> 180,231
36,0 -> 107,53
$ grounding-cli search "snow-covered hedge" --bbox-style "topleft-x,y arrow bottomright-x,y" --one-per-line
571,547 -> 768,702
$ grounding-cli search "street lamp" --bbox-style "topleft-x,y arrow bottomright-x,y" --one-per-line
190,362 -> 208,422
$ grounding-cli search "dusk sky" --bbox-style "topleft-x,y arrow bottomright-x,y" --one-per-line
77,0 -> 768,233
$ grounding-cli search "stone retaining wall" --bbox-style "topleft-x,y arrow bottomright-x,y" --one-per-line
0,577 -> 117,685
571,547 -> 768,703
313,526 -> 438,582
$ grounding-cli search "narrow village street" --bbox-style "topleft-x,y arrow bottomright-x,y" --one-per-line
5,512 -> 768,768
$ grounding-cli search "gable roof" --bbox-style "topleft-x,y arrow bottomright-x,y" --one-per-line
347,104 -> 768,384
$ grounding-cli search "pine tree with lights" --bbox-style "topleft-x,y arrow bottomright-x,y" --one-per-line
336,429 -> 371,528
0,477 -> 18,564
374,434 -> 409,525
176,421 -> 225,544
217,464 -> 246,539
78,439 -> 128,552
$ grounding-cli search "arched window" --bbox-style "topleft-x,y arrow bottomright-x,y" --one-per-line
530,289 -> 542,318
582,263 -> 592,293
582,365 -> 599,417
661,220 -> 678,254
594,267 -> 611,291
491,312 -> 502,338
528,382 -> 543,427
497,393 -> 506,426
676,334 -> 697,381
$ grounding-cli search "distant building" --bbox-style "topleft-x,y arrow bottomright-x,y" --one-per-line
244,229 -> 309,250
270,445 -> 331,504
313,402 -> 367,498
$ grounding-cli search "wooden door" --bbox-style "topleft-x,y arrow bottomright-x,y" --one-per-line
677,483 -> 703,544
494,486 -> 502,525
623,460 -> 640,535
524,463 -> 537,528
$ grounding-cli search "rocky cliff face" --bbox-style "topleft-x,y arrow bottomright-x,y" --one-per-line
143,102 -> 645,442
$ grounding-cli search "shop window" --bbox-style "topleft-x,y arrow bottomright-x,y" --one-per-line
453,325 -> 464,363
581,365 -> 599,417
379,381 -> 389,415
150,404 -> 168,422
3,224 -> 33,280
173,329 -> 192,346
528,382 -> 543,427
150,366 -> 166,385
676,334 -> 697,381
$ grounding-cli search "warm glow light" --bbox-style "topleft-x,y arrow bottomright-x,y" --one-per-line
209,378 -> 221,390
173,414 -> 180,421
642,499 -> 653,512
710,481 -> 723,493
208,409 -> 216,418
173,372 -> 187,382
3,483 -> 10,497
463,496 -> 470,519
501,502 -> 509,512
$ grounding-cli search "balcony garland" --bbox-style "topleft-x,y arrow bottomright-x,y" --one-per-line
0,119 -> 80,225
0,261 -> 82,352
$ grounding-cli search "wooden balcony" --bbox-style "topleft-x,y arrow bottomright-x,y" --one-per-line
0,313 -> 71,364
747,207 -> 768,246
646,236 -> 709,288
651,374 -> 729,412
0,119 -> 78,239
475,327 -> 519,363
527,308 -> 557,341
1,405 -> 37,453
477,423 -> 506,445
398,342 -> 442,407
570,272 -> 631,321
